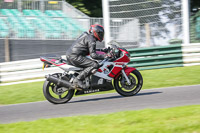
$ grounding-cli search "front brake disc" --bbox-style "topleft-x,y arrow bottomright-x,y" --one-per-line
120,76 -> 136,90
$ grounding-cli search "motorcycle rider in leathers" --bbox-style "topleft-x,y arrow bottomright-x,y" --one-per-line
66,24 -> 110,90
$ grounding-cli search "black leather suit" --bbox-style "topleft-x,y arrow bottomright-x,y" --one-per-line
66,32 -> 105,80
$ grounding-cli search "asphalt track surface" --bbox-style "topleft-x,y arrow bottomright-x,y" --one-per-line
0,85 -> 200,124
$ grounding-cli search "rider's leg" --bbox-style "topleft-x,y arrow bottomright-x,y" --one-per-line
73,66 -> 94,89
74,61 -> 99,89
67,55 -> 99,89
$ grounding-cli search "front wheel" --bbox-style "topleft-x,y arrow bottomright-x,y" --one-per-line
114,69 -> 143,97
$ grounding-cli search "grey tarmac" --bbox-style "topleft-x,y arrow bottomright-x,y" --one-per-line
0,85 -> 200,124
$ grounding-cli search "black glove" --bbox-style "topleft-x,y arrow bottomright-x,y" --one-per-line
101,48 -> 108,53
105,52 -> 114,59
101,47 -> 111,53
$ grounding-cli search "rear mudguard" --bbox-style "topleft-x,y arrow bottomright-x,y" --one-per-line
114,67 -> 136,79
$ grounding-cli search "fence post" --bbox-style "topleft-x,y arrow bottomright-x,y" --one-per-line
62,0 -> 64,11
102,0 -> 111,47
18,0 -> 22,12
145,23 -> 151,47
5,38 -> 10,62
41,0 -> 45,12
182,0 -> 190,45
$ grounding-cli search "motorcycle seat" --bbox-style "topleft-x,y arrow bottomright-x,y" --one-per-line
60,59 -> 69,64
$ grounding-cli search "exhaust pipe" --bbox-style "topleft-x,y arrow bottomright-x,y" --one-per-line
45,75 -> 73,88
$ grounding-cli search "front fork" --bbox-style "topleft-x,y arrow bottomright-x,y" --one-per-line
121,69 -> 131,85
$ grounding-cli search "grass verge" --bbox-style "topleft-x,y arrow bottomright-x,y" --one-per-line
0,65 -> 200,105
0,105 -> 200,133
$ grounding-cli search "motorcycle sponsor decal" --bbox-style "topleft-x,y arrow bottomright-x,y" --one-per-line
115,63 -> 124,65
98,78 -> 104,84
84,89 -> 100,94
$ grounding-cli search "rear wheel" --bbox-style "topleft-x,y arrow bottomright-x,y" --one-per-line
114,69 -> 143,96
43,73 -> 74,104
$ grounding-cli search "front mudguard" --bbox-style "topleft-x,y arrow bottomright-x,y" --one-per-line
114,67 -> 136,79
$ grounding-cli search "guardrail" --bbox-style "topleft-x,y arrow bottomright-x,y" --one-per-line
0,43 -> 200,83
128,44 -> 183,70
182,43 -> 200,66
0,58 -> 63,83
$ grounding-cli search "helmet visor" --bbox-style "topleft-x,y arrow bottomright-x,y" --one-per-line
98,28 -> 104,41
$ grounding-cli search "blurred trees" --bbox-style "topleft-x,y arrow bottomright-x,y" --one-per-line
109,0 -> 182,46
190,0 -> 200,12
190,0 -> 200,43
65,0 -> 102,17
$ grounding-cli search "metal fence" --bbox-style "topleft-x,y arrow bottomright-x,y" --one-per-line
0,0 -> 18,9
0,0 -> 63,10
0,15 -> 138,43
108,0 -> 183,47
0,16 -> 90,40
0,0 -> 184,48
21,0 -> 62,10
0,0 -> 90,40
0,0 -> 88,16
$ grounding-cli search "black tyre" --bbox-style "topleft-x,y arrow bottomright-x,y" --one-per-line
43,73 -> 74,104
114,69 -> 143,97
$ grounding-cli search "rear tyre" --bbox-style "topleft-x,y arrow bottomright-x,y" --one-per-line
43,73 -> 74,104
114,69 -> 143,97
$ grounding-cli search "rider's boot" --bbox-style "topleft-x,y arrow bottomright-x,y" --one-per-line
73,66 -> 95,90
73,70 -> 88,90
73,77 -> 86,89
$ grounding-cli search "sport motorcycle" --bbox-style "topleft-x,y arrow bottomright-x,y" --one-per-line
40,41 -> 143,104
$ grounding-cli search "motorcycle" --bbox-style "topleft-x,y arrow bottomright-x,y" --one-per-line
40,41 -> 143,104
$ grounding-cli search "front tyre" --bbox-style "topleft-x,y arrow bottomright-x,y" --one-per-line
43,73 -> 74,104
114,69 -> 143,97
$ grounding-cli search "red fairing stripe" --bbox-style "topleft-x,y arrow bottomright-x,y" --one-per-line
98,68 -> 103,72
124,67 -> 136,75
108,67 -> 122,77
51,59 -> 57,62
53,63 -> 66,66
114,55 -> 130,62
114,49 -> 130,63
40,58 -> 46,62
40,57 -> 66,66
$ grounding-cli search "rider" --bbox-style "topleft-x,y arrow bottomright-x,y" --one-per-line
66,24 -> 110,90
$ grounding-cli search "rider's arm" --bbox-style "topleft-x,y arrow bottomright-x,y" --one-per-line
96,48 -> 108,53
88,41 -> 105,60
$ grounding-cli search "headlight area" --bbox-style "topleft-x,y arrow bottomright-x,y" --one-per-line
126,53 -> 130,58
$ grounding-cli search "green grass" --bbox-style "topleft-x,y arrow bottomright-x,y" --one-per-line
141,65 -> 200,89
0,65 -> 200,105
0,105 -> 200,133
0,82 -> 45,105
